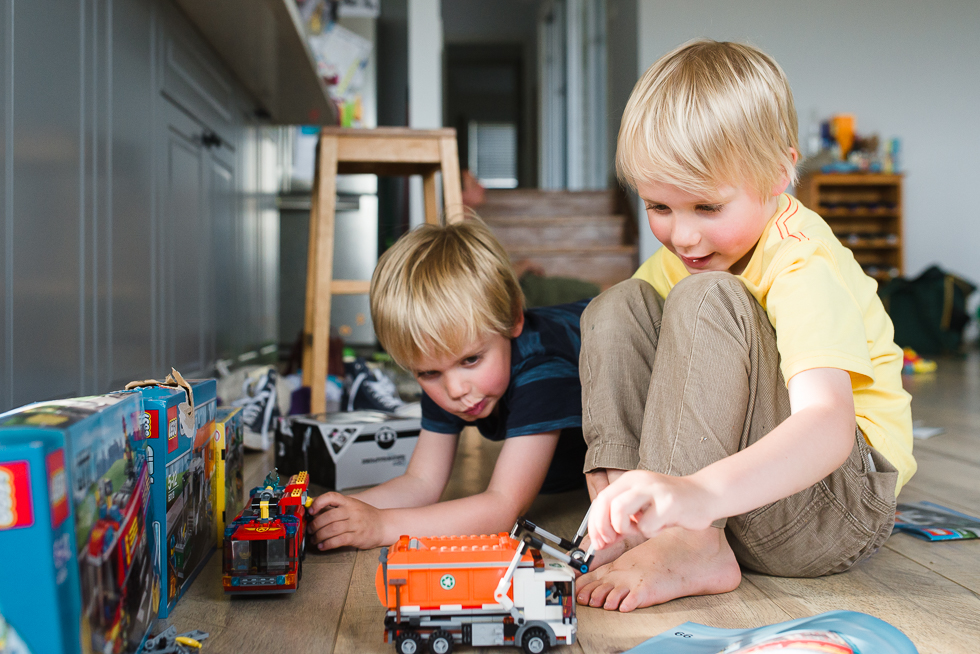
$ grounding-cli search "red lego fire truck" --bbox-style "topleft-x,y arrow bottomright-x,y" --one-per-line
377,515 -> 594,654
221,470 -> 313,594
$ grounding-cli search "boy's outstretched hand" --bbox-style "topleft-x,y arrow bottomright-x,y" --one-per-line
587,470 -> 719,550
307,492 -> 386,551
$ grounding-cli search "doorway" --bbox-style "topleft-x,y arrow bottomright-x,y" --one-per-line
445,44 -> 532,188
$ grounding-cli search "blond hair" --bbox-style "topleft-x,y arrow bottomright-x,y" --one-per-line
370,218 -> 523,370
617,39 -> 799,200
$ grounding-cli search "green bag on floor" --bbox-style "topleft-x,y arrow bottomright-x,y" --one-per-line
879,265 -> 976,355
520,272 -> 599,308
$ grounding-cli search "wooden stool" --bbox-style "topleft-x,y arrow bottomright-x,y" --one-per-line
302,127 -> 464,414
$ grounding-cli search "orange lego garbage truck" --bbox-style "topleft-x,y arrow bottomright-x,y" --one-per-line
376,515 -> 594,654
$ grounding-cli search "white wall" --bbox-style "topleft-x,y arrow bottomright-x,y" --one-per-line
408,0 -> 443,226
636,0 -> 980,286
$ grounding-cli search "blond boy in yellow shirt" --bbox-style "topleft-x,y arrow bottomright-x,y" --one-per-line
579,39 -> 914,612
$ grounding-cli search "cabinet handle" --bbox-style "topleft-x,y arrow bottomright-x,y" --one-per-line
200,130 -> 222,149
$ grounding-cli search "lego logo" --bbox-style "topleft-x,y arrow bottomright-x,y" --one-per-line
50,470 -> 66,503
0,462 -> 33,529
439,574 -> 455,590
168,418 -> 178,440
375,426 -> 397,450
0,469 -> 13,527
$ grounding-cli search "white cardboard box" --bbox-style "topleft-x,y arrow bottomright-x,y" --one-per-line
275,411 -> 420,491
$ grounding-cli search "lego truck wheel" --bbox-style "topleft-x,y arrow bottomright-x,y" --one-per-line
395,631 -> 423,654
522,627 -> 550,654
428,629 -> 453,654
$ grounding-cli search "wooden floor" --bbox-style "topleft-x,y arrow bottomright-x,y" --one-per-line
168,353 -> 980,653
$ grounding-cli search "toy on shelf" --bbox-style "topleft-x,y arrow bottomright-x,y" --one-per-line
222,469 -> 313,594
901,347 -> 937,375
376,513 -> 595,654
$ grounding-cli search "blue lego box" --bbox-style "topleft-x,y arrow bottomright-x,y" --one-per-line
134,379 -> 217,618
0,392 -> 159,654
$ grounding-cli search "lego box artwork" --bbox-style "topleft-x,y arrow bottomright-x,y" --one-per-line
275,411 -> 420,491
135,379 -> 218,618
212,407 -> 245,547
222,470 -> 312,594
0,392 -> 159,654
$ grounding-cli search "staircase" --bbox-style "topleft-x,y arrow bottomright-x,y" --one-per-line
478,189 -> 639,290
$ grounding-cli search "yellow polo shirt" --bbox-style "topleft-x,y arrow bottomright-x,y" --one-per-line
633,193 -> 915,494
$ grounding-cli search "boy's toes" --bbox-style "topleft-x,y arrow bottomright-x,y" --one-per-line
587,582 -> 615,608
575,568 -> 606,604
575,582 -> 596,605
618,588 -> 646,613
603,584 -> 631,611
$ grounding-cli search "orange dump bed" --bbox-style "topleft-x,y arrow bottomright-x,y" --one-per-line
375,533 -> 534,610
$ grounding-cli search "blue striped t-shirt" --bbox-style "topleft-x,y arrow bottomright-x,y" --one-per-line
421,299 -> 590,492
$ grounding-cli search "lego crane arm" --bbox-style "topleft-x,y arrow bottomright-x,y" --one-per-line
493,509 -> 594,622
493,539 -> 527,618
511,509 -> 594,574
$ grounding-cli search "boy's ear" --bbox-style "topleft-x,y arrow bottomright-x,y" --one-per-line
510,309 -> 525,339
771,148 -> 800,196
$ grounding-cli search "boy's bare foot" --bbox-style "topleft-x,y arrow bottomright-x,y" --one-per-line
576,526 -> 741,612
578,532 -> 635,573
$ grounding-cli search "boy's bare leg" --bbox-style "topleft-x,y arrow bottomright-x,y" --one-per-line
578,273 -> 789,610
577,526 -> 740,612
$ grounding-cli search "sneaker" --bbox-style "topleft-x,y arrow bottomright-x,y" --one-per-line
234,368 -> 281,450
342,358 -> 406,413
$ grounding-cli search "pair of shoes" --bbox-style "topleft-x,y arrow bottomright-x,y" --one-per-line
902,347 -> 937,375
234,368 -> 281,450
342,358 -> 406,413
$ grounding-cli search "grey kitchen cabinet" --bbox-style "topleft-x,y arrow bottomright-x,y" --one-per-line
159,97 -> 220,378
0,0 -> 85,409
0,0 -> 285,413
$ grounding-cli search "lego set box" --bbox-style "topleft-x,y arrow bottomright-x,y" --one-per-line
275,411 -> 420,491
212,406 -> 245,546
133,379 -> 217,618
0,392 -> 159,654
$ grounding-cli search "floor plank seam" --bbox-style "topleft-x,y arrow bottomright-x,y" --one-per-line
329,553 -> 359,654
883,541 -> 980,597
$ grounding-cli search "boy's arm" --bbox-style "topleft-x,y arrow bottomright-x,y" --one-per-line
306,428 -> 458,534
308,430 -> 560,550
589,367 -> 855,548
352,428 -> 460,509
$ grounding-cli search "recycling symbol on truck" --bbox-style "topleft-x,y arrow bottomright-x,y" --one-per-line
439,574 -> 456,590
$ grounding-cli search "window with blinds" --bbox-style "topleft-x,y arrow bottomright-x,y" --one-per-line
468,121 -> 518,188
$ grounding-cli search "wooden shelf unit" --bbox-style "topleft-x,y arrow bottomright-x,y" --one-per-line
795,173 -> 904,283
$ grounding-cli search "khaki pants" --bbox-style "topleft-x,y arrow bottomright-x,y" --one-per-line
580,274 -> 898,577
